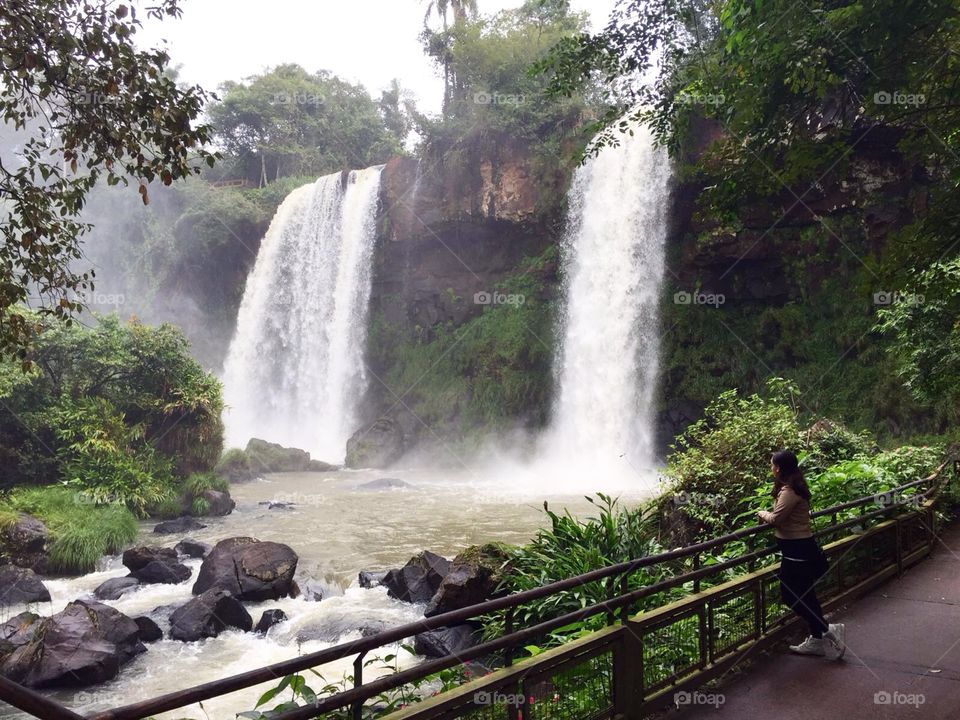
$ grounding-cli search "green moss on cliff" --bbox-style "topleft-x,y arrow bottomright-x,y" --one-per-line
370,250 -> 556,441
660,266 -> 937,440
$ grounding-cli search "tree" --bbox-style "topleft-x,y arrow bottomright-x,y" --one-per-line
207,64 -> 403,186
421,0 -> 479,115
379,79 -> 417,147
0,0 -> 218,359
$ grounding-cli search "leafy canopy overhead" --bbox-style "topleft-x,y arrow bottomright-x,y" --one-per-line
0,0 -> 217,359
206,64 -> 405,186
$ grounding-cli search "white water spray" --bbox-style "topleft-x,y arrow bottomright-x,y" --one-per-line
221,167 -> 383,463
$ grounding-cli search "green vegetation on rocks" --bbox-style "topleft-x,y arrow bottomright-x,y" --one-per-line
0,487 -> 138,574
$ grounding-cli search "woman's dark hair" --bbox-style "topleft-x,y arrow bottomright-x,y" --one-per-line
771,449 -> 811,500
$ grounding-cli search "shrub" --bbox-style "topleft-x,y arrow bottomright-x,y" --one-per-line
803,418 -> 878,474
665,378 -> 805,533
487,494 -> 665,639
179,472 -> 229,517
0,313 -> 224,512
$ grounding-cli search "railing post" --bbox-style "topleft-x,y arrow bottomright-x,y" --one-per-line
352,651 -> 367,720
693,553 -> 701,593
615,617 -> 645,719
698,603 -> 709,669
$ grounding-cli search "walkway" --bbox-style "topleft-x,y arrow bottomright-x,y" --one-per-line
670,523 -> 960,720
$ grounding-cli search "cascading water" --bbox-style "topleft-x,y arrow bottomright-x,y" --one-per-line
221,167 -> 383,463
539,123 -> 671,485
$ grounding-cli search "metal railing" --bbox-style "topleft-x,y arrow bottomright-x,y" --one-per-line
1,459 -> 956,720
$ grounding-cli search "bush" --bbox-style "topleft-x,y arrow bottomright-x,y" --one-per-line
665,378 -> 805,533
803,418 -> 878,475
0,313 -> 224,514
872,445 -> 944,484
488,494 -> 665,639
1,486 -> 138,574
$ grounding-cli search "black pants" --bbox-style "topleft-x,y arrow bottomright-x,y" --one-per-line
777,537 -> 829,638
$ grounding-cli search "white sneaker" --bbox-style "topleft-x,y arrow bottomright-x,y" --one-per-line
824,623 -> 846,659
789,635 -> 826,656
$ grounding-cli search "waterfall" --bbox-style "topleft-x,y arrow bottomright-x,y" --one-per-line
221,166 -> 383,463
541,124 -> 671,481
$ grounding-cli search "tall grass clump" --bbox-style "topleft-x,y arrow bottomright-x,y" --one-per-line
1,486 -> 138,574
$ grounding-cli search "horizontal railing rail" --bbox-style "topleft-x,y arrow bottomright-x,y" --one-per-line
0,458 -> 955,720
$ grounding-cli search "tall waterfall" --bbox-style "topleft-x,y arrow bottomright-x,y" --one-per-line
541,124 -> 670,481
221,167 -> 383,463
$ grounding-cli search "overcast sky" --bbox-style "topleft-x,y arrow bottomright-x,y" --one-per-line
137,0 -> 617,116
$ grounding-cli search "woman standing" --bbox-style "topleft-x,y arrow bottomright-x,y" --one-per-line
758,449 -> 846,659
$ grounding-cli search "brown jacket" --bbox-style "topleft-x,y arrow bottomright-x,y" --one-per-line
758,485 -> 813,539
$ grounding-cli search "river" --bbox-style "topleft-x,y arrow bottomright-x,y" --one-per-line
1,467 -> 656,719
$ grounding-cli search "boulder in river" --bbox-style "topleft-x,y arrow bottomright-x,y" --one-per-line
192,537 -> 298,601
381,551 -> 451,604
0,600 -> 145,688
245,438 -> 314,472
413,624 -> 478,659
201,489 -> 235,516
0,515 -> 49,573
122,546 -> 178,571
93,576 -> 141,601
345,417 -> 405,469
168,589 -> 252,642
131,559 -> 191,585
133,616 -> 163,643
254,609 -> 288,634
153,516 -> 207,534
424,543 -> 511,616
0,566 -> 51,606
175,538 -> 212,559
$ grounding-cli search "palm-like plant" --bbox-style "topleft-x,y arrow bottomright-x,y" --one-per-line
421,0 -> 479,115
422,0 -> 478,30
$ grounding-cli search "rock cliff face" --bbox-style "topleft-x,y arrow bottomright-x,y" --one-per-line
361,119 -> 933,460
656,119 -> 931,444
371,135 -> 564,341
